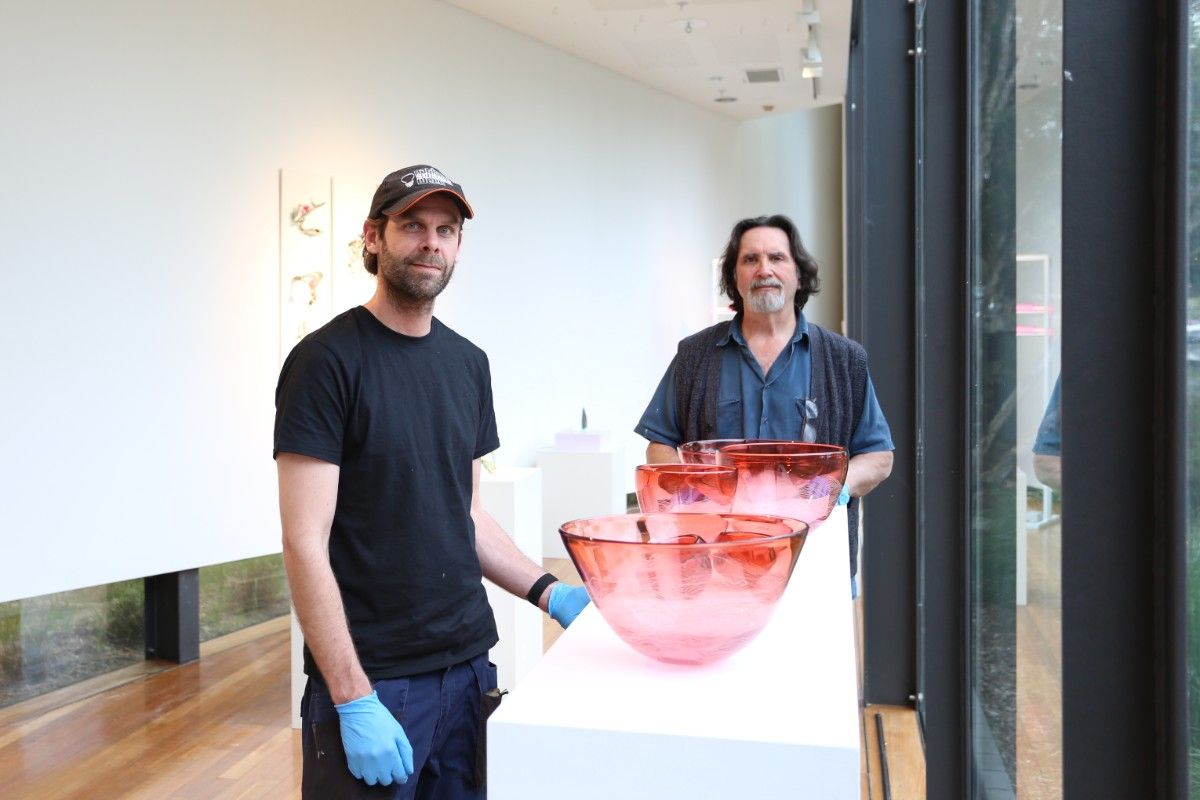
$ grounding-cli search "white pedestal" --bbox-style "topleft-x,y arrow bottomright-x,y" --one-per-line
488,506 -> 860,799
290,466 -> 547,728
481,466 -> 544,690
290,609 -> 303,729
537,446 -> 626,559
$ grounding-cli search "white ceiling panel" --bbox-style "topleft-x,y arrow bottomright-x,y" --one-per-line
439,0 -> 850,120
621,38 -> 700,70
709,33 -> 783,65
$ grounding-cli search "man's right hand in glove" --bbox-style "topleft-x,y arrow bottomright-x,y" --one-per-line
334,690 -> 414,786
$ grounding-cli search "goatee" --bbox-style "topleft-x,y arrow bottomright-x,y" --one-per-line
746,280 -> 786,313
380,252 -> 455,308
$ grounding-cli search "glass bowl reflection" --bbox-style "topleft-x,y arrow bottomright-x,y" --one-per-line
634,463 -> 738,514
559,513 -> 808,665
716,441 -> 849,527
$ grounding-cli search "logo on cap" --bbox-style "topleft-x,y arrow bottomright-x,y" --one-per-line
400,167 -> 454,190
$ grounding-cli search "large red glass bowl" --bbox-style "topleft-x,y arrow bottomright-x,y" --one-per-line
716,442 -> 849,527
559,513 -> 808,665
677,438 -> 789,465
634,463 -> 738,514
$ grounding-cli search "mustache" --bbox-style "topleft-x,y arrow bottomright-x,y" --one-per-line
749,279 -> 783,290
403,254 -> 450,270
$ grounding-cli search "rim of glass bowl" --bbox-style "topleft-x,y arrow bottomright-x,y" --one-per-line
559,512 -> 809,546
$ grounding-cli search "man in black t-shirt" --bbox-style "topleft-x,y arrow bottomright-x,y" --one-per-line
275,164 -> 589,798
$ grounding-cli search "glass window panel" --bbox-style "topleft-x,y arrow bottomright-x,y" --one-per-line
0,580 -> 144,708
198,554 -> 291,642
970,0 -> 1062,796
1186,4 -> 1200,796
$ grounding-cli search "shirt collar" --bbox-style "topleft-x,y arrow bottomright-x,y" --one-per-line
718,308 -> 809,348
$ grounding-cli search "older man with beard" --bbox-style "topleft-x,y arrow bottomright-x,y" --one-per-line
274,165 -> 588,799
635,214 -> 894,595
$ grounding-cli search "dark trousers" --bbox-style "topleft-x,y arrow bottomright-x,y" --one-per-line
301,653 -> 497,800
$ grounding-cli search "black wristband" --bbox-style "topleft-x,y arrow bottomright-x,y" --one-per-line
526,573 -> 558,606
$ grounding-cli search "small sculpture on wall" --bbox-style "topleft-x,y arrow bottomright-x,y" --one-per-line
289,271 -> 324,307
346,234 -> 365,272
290,199 -> 327,236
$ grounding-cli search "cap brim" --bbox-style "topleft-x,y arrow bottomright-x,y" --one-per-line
381,187 -> 474,220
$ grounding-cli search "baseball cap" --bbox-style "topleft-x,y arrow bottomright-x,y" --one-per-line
368,164 -> 474,220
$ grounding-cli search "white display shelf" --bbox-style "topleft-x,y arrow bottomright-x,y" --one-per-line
536,446 -> 626,559
481,466 -> 544,691
488,506 -> 860,799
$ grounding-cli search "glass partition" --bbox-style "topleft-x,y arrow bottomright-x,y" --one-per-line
969,0 -> 1063,795
1187,4 -> 1200,794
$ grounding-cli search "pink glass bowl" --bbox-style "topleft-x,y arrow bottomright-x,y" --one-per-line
716,442 -> 849,527
634,463 -> 738,514
559,512 -> 808,665
677,438 -> 789,465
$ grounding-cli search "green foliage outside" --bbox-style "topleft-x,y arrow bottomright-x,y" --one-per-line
0,581 -> 144,709
0,554 -> 292,709
199,554 -> 291,641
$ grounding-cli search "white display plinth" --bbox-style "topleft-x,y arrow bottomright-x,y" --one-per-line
480,466 -> 544,690
488,506 -> 859,799
537,446 -> 626,559
290,609 -> 303,729
290,466 -> 546,728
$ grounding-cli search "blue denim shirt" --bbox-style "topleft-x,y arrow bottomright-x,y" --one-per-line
637,313 -> 894,454
1033,376 -> 1061,457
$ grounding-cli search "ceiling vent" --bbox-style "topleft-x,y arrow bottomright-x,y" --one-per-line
745,68 -> 782,84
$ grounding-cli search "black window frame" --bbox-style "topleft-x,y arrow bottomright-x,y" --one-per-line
848,0 -> 1189,796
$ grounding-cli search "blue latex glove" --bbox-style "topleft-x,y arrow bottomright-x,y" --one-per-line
548,582 -> 590,628
334,690 -> 414,786
836,485 -> 851,506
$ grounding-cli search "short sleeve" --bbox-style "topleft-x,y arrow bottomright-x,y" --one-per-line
273,339 -> 350,465
848,375 -> 895,455
635,357 -> 682,446
474,353 -> 500,459
1032,377 -> 1061,456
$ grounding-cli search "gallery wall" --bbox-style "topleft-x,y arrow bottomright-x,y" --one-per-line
0,0 -> 845,603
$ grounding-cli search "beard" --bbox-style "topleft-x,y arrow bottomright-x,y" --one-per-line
378,248 -> 455,307
746,279 -> 787,313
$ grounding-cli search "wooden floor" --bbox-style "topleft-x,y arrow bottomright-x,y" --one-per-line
2,561 -> 926,799
0,616 -> 299,799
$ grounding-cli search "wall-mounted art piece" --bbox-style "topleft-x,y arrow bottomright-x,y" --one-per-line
279,170 -> 382,365
331,176 -> 378,312
280,170 -> 333,364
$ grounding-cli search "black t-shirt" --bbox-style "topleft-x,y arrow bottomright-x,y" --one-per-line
274,306 -> 500,680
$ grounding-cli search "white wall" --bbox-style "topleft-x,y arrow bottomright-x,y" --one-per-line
735,105 -> 845,333
0,0 -> 843,603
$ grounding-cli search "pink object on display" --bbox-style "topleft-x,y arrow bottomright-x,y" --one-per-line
677,438 -> 788,465
716,442 -> 849,527
634,463 -> 738,514
559,513 -> 808,665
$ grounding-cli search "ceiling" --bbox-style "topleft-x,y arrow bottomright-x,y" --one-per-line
439,0 -> 851,121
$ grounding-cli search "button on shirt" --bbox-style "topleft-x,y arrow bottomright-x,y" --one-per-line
636,313 -> 894,454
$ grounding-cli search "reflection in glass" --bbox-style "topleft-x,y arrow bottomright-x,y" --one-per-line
1185,4 -> 1200,795
969,0 -> 1062,796
0,581 -> 144,708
